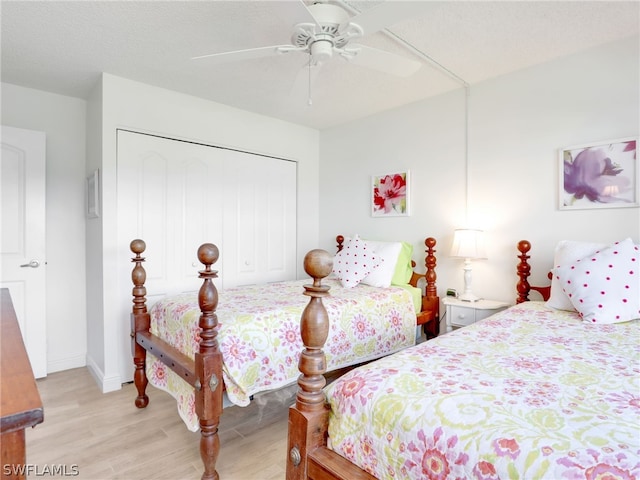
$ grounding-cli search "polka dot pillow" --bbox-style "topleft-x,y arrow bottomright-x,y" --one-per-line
332,234 -> 382,288
553,238 -> 639,324
546,240 -> 605,311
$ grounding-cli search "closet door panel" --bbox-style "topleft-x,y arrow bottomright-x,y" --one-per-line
182,158 -> 224,282
263,158 -> 296,277
118,134 -> 172,294
139,152 -> 171,285
224,153 -> 296,287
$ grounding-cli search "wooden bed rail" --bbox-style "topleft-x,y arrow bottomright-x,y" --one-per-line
130,240 -> 223,480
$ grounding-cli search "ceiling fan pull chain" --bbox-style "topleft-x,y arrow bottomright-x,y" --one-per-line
307,61 -> 313,106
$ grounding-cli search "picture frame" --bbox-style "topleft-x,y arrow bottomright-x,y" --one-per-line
559,137 -> 638,210
86,169 -> 100,218
371,170 -> 410,217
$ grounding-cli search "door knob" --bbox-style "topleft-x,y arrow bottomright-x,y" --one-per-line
20,260 -> 40,268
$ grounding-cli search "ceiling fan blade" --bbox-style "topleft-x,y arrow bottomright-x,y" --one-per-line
341,44 -> 421,77
192,0 -> 320,65
290,0 -> 323,29
345,1 -> 432,36
192,45 -> 301,63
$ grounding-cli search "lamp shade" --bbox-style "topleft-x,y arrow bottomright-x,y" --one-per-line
450,229 -> 487,259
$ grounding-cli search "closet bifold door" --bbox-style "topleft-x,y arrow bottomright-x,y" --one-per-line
116,130 -> 297,383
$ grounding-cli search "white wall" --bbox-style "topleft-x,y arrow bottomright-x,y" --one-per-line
3,36 -> 638,385
320,37 -> 640,314
1,83 -> 88,373
87,74 -> 320,390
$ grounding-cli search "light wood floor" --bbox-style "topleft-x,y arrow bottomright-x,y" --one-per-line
27,367 -> 296,479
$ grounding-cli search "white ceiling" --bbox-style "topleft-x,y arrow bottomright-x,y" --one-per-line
2,1 -> 638,130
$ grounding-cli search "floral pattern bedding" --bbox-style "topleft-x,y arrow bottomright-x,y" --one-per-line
146,278 -> 416,431
326,301 -> 640,479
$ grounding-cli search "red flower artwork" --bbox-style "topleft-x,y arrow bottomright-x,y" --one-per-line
373,172 -> 408,215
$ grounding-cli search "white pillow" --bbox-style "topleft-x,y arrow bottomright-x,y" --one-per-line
360,240 -> 402,288
546,240 -> 606,311
332,235 -> 382,288
554,238 -> 639,324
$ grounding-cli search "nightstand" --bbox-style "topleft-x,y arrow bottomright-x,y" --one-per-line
442,297 -> 509,333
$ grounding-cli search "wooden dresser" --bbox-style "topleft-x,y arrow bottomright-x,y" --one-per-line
1,288 -> 44,480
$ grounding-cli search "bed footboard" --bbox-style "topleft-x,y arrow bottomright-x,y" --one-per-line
129,240 -> 223,480
286,249 -> 376,480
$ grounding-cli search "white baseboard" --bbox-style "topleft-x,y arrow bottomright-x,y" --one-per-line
47,353 -> 86,374
85,355 -> 122,393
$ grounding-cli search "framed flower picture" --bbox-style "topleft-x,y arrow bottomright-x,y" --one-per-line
559,137 -> 638,210
371,170 -> 410,217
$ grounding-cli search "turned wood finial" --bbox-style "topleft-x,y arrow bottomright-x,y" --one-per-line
130,238 -> 146,256
297,249 -> 332,410
336,235 -> 345,252
304,248 -> 333,287
198,243 -> 220,268
518,240 -> 531,255
516,240 -> 532,304
197,243 -> 220,353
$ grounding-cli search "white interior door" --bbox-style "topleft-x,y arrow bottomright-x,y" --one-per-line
0,125 -> 47,378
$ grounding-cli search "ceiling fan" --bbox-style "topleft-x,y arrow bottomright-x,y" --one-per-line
192,0 -> 427,78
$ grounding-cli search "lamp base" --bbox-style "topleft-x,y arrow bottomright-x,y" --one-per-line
458,292 -> 481,302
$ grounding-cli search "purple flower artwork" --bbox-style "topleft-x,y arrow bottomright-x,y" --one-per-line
560,138 -> 638,210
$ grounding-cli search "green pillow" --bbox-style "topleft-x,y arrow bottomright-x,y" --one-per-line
391,242 -> 413,285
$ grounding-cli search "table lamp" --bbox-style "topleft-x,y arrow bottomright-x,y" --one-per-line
450,229 -> 487,302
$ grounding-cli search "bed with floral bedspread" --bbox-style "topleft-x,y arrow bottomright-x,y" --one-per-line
146,278 -> 417,431
324,301 -> 640,479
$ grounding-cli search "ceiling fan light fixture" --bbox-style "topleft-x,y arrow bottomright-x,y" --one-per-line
310,39 -> 333,64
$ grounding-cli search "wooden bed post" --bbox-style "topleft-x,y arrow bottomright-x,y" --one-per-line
516,240 -> 552,303
130,239 -> 150,408
286,249 -> 333,480
194,243 -> 223,480
516,240 -> 532,303
408,237 -> 440,339
422,237 -> 440,338
424,237 -> 437,300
